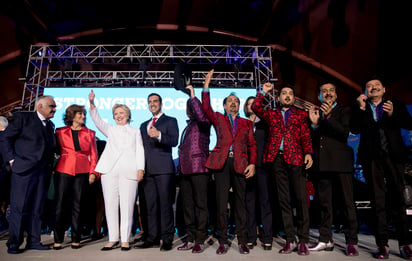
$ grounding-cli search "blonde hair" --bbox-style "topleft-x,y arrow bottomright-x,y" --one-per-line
112,104 -> 131,123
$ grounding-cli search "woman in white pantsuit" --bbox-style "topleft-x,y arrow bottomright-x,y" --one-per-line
88,90 -> 145,251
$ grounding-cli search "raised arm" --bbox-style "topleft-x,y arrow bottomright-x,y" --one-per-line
201,69 -> 218,125
88,90 -> 110,137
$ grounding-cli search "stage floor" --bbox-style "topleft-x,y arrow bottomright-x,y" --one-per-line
0,229 -> 409,261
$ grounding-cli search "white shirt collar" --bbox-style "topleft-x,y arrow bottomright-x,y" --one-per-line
36,111 -> 46,121
152,112 -> 163,119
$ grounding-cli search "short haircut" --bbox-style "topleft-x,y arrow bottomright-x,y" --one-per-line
112,104 -> 131,123
63,104 -> 86,126
0,116 -> 8,128
36,95 -> 54,108
148,93 -> 162,104
223,92 -> 240,107
317,82 -> 337,93
362,75 -> 385,92
243,96 -> 255,118
278,84 -> 295,95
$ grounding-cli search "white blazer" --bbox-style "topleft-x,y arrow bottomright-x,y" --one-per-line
89,108 -> 145,180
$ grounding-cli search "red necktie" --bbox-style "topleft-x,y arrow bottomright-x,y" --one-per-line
151,117 -> 157,128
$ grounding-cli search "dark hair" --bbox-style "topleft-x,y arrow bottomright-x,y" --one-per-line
278,84 -> 295,95
317,82 -> 337,93
63,104 -> 86,126
223,92 -> 239,107
362,75 -> 385,92
243,96 -> 255,118
148,93 -> 162,104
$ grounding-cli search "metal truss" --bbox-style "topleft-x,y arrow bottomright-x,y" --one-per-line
46,70 -> 255,87
20,44 -> 274,111
12,43 -> 313,113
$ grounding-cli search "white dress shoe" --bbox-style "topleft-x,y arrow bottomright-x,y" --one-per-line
308,241 -> 334,251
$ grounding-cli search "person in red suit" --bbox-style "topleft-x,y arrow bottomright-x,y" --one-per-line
252,83 -> 313,256
52,104 -> 100,250
202,69 -> 257,255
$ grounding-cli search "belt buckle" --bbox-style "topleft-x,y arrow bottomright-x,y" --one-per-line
278,150 -> 283,155
228,151 -> 234,158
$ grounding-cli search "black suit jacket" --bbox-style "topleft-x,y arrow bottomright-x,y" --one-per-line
350,99 -> 412,164
254,119 -> 269,168
311,104 -> 354,173
140,114 -> 179,174
1,112 -> 56,173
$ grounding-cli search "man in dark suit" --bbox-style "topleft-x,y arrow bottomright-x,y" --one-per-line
136,93 -> 179,251
202,69 -> 257,255
351,76 -> 412,259
176,85 -> 211,253
1,96 -> 56,254
244,96 -> 277,251
0,116 -> 10,236
308,82 -> 359,256
252,83 -> 313,256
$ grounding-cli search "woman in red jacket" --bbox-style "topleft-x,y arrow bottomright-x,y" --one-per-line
52,104 -> 100,250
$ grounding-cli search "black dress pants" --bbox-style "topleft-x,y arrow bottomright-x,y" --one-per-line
180,173 -> 210,244
214,157 -> 247,245
53,172 -> 88,243
270,154 -> 309,244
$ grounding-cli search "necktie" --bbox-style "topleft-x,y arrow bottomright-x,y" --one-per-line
151,117 -> 157,128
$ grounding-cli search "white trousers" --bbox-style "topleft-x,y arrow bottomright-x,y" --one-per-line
101,171 -> 138,243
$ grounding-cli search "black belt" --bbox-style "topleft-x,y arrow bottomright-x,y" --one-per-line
278,150 -> 284,155
228,151 -> 234,158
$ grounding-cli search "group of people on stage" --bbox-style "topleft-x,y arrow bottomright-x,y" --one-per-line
1,71 -> 412,259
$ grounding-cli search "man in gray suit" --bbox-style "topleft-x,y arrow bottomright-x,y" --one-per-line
1,96 -> 56,254
308,82 -> 359,256
136,93 -> 179,251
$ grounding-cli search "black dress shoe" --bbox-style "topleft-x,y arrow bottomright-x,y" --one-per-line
160,241 -> 172,251
7,246 -> 22,254
53,244 -> 63,250
71,244 -> 81,249
134,241 -> 156,249
262,244 -> 272,251
247,242 -> 256,249
26,243 -> 50,250
121,246 -> 131,251
101,241 -> 119,251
